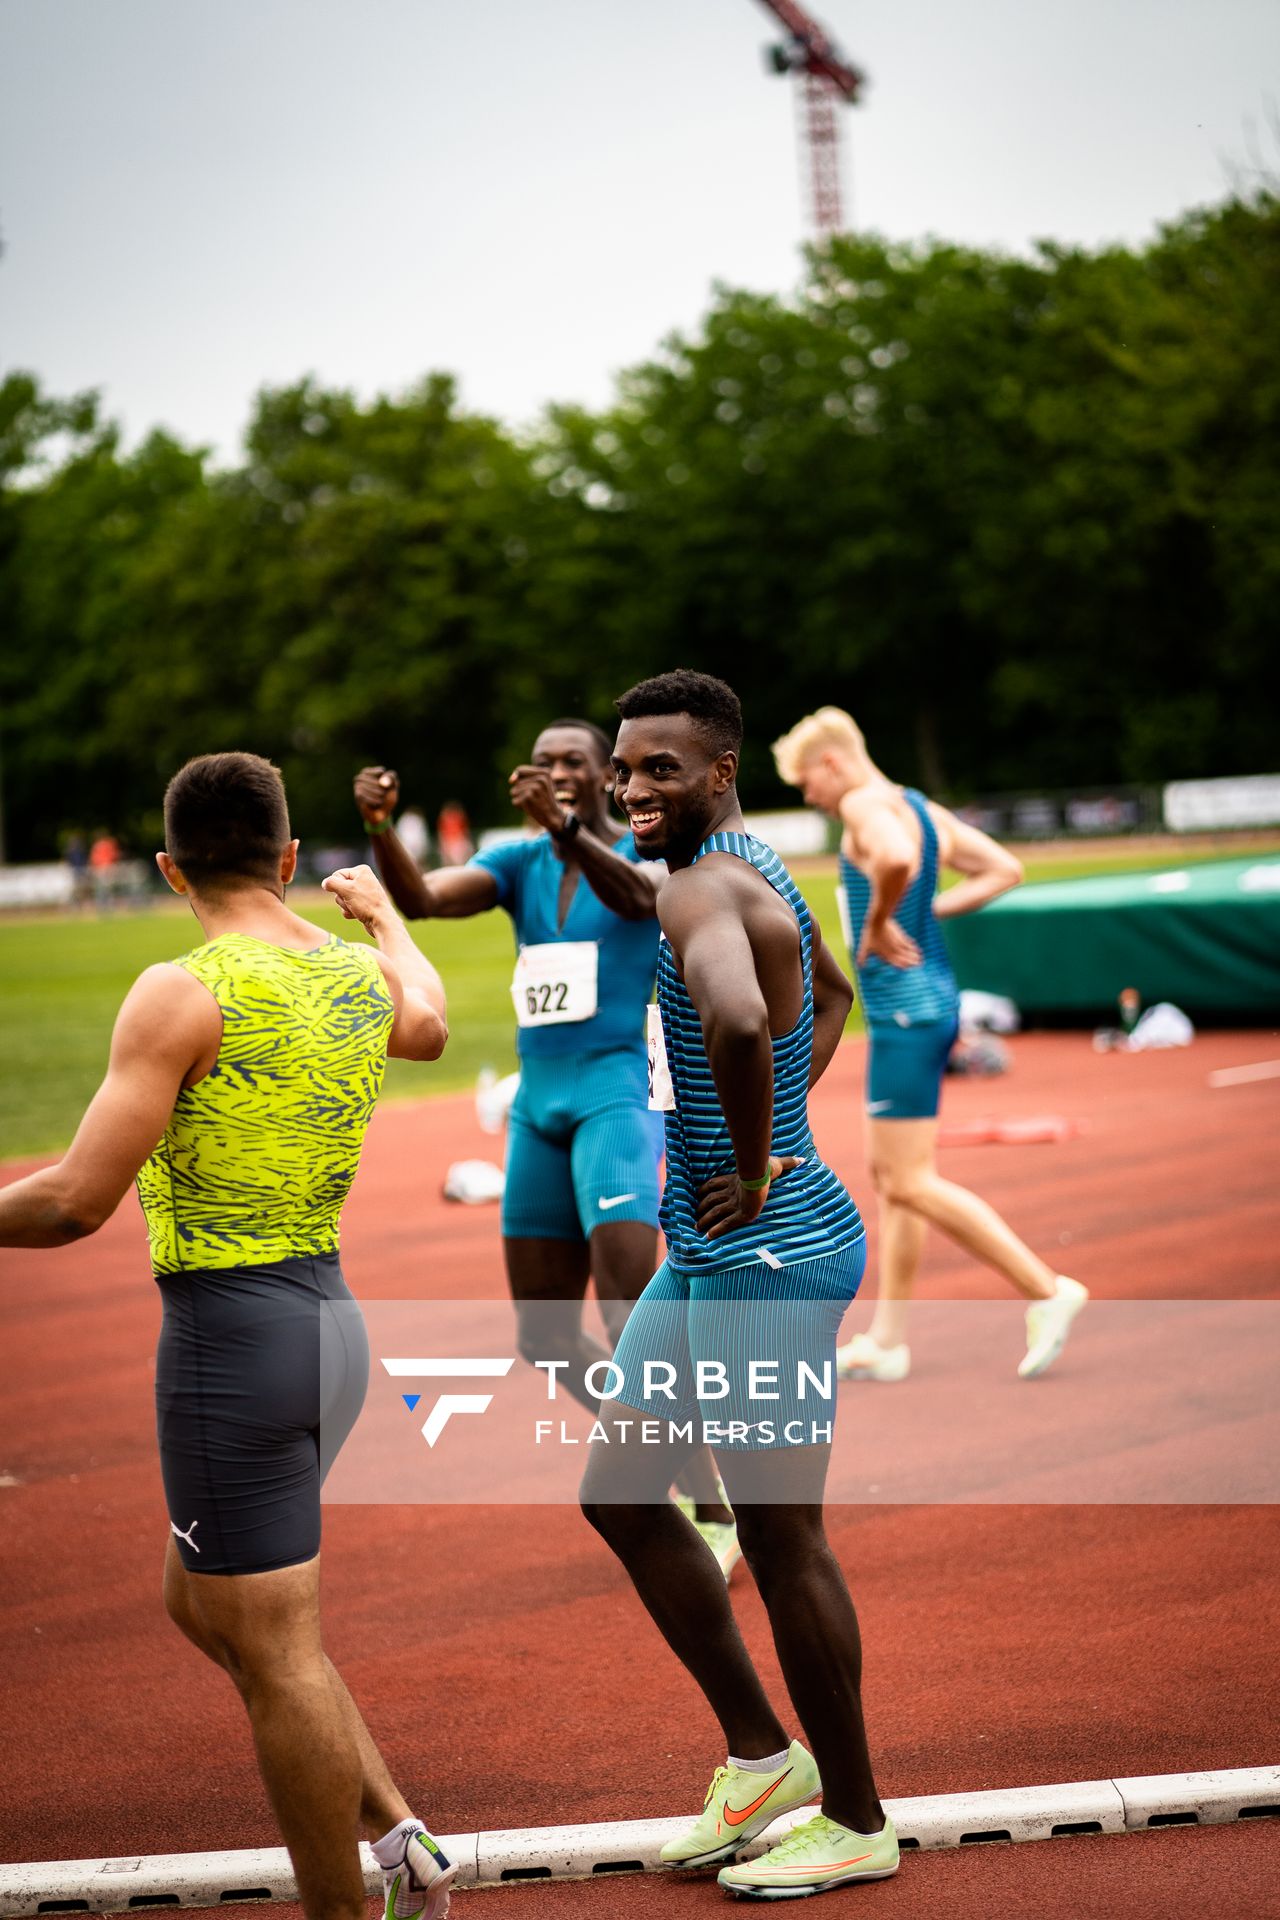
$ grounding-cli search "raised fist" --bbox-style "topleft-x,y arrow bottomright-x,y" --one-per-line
353,766 -> 400,827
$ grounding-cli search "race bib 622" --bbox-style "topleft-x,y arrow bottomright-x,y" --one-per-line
511,941 -> 599,1027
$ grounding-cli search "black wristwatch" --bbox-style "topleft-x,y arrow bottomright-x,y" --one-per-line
554,809 -> 582,842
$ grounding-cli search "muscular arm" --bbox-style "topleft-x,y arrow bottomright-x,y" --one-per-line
353,767 -> 499,920
562,820 -> 661,920
507,766 -> 660,922
661,870 -> 774,1182
371,826 -> 499,920
930,806 -> 1024,918
0,967 -> 215,1247
842,791 -> 922,967
321,865 -> 448,1060
808,913 -> 855,1088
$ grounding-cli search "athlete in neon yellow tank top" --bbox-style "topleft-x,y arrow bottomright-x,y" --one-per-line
137,932 -> 394,1272
0,752 -> 458,1920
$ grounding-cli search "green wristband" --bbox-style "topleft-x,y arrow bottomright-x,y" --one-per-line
365,818 -> 392,835
738,1168 -> 772,1192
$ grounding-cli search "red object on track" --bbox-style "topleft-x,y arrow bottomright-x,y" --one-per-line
938,1116 -> 1081,1147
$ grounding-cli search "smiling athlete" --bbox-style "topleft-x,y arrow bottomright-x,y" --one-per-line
354,721 -> 736,1558
0,753 -> 456,1920
773,706 -> 1088,1381
581,672 -> 898,1902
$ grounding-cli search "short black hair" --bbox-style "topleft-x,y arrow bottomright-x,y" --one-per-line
540,717 -> 614,766
614,670 -> 743,757
164,752 -> 291,889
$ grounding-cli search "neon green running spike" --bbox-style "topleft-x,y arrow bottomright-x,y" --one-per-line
717,1811 -> 899,1898
673,1484 -> 742,1582
660,1740 -> 821,1870
694,1516 -> 743,1582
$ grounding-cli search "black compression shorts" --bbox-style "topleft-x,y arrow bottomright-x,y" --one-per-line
155,1252 -> 368,1576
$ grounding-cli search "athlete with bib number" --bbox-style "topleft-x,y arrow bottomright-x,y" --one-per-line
353,721 -> 736,1556
772,706 -> 1088,1384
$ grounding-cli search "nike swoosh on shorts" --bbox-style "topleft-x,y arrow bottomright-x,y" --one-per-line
598,1193 -> 638,1210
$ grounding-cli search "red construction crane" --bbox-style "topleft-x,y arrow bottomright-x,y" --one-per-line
754,0 -> 866,233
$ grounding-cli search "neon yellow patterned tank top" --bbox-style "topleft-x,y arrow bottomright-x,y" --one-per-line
137,933 -> 395,1273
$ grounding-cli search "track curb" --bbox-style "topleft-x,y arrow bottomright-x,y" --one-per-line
1,1767 -> 1277,1912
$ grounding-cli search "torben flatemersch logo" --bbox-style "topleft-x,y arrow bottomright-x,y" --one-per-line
381,1357 -> 516,1446
380,1353 -> 836,1452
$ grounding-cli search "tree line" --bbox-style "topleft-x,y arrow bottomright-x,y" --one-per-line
2,191 -> 1276,862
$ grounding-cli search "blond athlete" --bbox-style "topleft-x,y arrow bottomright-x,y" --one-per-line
773,708 -> 1087,1381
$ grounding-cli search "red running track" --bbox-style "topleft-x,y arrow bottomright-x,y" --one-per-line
1,1032 -> 1278,1917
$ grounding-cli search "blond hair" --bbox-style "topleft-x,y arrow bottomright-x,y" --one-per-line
772,707 -> 867,786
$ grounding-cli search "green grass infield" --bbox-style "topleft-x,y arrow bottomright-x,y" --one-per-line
1,839 -> 1273,1163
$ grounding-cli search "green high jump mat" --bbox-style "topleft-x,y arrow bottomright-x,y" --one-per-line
941,857 -> 1280,1019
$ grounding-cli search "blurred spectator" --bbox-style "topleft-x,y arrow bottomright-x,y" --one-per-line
396,806 -> 430,870
63,830 -> 91,909
89,830 -> 121,911
436,801 -> 474,867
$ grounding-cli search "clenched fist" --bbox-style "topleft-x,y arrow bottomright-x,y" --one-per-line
353,766 -> 400,827
322,863 -> 394,935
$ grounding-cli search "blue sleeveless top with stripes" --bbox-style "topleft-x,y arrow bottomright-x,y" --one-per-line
656,831 -> 865,1274
838,789 -> 959,1029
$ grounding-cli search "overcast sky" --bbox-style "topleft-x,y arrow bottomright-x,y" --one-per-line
1,0 -> 1275,461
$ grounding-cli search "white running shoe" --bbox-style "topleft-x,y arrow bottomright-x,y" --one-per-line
1019,1276 -> 1089,1379
836,1333 -> 910,1382
380,1827 -> 457,1920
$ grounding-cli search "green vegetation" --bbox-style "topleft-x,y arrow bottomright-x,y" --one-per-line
4,835 -> 1274,1164
0,899 -> 515,1163
3,192 -> 1278,864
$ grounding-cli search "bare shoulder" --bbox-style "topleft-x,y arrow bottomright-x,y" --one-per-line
924,797 -> 959,860
841,785 -> 918,865
112,962 -> 221,1057
656,863 -> 713,935
691,851 -> 797,949
657,856 -> 752,942
125,962 -> 219,1016
837,785 -> 880,832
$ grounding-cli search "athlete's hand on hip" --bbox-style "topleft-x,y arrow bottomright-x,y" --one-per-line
354,766 -> 400,826
508,765 -> 567,834
858,918 -> 922,969
322,863 -> 392,934
697,1157 -> 803,1239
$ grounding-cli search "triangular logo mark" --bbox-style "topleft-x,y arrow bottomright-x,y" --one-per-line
402,1394 -> 421,1411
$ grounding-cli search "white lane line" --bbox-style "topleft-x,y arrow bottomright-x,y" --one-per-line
1,1768 -> 1276,1911
1208,1060 -> 1280,1089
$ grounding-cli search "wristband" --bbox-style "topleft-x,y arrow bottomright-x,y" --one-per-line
738,1167 -> 773,1192
365,818 -> 392,835
554,809 -> 581,841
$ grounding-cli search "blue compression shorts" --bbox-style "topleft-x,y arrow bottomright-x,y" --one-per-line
503,1048 -> 663,1241
864,1016 -> 960,1121
605,1244 -> 865,1450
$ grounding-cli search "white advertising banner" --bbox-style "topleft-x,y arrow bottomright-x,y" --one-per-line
1163,774 -> 1280,832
